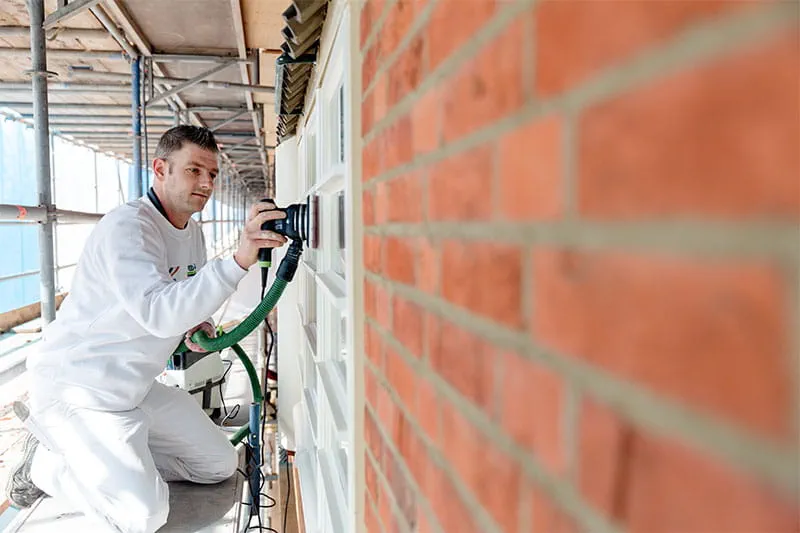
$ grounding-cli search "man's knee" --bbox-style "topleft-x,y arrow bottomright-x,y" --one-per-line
119,480 -> 169,533
214,446 -> 238,482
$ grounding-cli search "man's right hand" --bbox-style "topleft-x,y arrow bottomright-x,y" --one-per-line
233,201 -> 288,269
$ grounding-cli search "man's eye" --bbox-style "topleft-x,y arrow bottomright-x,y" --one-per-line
210,174 -> 217,181
188,167 -> 200,174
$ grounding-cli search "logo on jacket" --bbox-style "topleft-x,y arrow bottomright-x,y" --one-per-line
187,264 -> 197,277
169,266 -> 180,280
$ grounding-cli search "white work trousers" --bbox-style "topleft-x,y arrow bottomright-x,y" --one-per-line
28,381 -> 238,533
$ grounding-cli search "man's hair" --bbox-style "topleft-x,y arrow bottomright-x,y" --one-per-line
154,126 -> 219,160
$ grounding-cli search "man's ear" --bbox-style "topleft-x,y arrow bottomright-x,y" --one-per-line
153,158 -> 168,181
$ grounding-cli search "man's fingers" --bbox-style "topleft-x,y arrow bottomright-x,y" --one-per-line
253,238 -> 287,248
252,210 -> 286,225
249,201 -> 276,218
258,231 -> 285,241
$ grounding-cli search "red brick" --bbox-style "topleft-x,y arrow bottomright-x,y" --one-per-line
373,74 -> 388,125
364,234 -> 384,273
501,352 -> 566,474
375,282 -> 392,330
426,0 -> 497,72
415,375 -> 439,445
365,322 -> 385,371
379,0 -> 418,60
498,115 -> 563,221
392,296 -> 424,358
366,450 -> 379,502
441,240 -> 524,328
363,44 -> 379,93
388,36 -> 425,108
362,91 -> 374,136
365,406 -> 384,463
376,382 -> 399,438
375,180 -> 389,224
412,87 -> 440,156
386,172 -> 424,223
535,0 -> 749,96
363,188 -> 376,226
425,466 -> 482,533
363,138 -> 381,182
360,0 -> 384,51
428,316 -> 495,410
428,144 -> 493,221
385,237 -> 416,285
533,250 -> 793,438
381,433 -> 418,529
528,485 -> 578,533
386,347 -> 416,410
378,482 -> 393,533
626,432 -> 800,532
381,115 -> 414,173
443,19 -> 525,142
415,237 -> 440,295
415,510 -> 436,533
364,278 -> 377,318
396,412 -> 423,477
366,492 -> 382,532
440,403 -> 522,533
579,32 -> 800,219
365,362 -> 379,404
403,435 -> 427,497
578,400 -> 631,517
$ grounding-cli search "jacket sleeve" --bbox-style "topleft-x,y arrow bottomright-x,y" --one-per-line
99,213 -> 247,338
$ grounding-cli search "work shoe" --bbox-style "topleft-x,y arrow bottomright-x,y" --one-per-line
5,427 -> 45,508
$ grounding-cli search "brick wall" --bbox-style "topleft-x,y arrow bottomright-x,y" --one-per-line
358,1 -> 799,532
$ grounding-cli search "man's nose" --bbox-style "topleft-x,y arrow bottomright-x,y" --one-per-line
198,173 -> 214,190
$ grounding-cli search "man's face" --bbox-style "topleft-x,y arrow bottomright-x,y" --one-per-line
156,143 -> 218,215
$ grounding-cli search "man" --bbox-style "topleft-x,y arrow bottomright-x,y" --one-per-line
6,126 -> 287,532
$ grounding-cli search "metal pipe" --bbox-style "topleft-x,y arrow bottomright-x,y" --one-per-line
20,113 -> 175,123
43,0 -> 104,29
131,56 -> 142,200
0,102 -> 168,110
88,4 -> 137,58
146,60 -> 238,106
152,53 -> 255,64
0,204 -> 104,224
0,204 -> 48,222
70,70 -> 275,94
27,0 -> 57,324
56,210 -> 104,223
186,105 -> 249,113
210,109 -> 251,132
0,263 -> 78,285
0,82 -> 131,93
0,26 -> 109,40
0,48 -> 126,60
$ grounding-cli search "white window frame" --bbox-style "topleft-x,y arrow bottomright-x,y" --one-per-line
290,3 -> 363,532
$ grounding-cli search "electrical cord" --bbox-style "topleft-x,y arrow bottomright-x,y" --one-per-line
219,359 -> 241,426
282,449 -> 291,533
236,464 -> 278,533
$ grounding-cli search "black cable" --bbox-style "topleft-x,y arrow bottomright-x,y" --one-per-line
282,456 -> 291,533
219,359 -> 241,426
238,274 -> 281,533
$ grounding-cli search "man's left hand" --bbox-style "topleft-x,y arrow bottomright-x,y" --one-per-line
185,321 -> 216,352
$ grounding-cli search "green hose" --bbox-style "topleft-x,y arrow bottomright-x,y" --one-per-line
229,425 -> 250,446
230,343 -> 263,404
176,277 -> 288,353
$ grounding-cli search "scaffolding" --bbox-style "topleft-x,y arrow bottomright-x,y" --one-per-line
0,0 -> 275,330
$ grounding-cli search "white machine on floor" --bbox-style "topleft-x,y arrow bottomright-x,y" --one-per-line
157,350 -> 226,419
